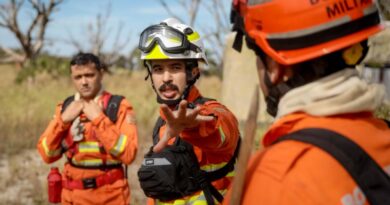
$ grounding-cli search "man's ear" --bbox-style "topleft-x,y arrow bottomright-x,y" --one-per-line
265,57 -> 288,84
191,67 -> 200,79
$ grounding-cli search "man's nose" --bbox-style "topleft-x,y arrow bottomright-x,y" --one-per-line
162,70 -> 172,83
81,76 -> 88,85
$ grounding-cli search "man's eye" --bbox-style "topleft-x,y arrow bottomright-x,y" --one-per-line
152,67 -> 162,73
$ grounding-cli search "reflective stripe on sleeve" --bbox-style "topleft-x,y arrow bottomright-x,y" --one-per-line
42,137 -> 62,157
218,126 -> 226,147
110,134 -> 128,157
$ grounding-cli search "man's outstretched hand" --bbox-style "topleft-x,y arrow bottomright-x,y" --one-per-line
153,100 -> 214,153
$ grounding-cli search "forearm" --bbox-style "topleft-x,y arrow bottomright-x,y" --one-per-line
181,104 -> 239,151
92,112 -> 138,164
37,116 -> 70,163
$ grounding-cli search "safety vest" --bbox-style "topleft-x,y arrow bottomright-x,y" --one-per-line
60,93 -> 124,169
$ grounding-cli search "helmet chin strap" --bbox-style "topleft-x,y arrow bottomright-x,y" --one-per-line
263,71 -> 297,117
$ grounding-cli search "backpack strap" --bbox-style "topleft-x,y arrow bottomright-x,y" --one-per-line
193,97 -> 215,105
207,137 -> 241,181
277,128 -> 390,205
152,117 -> 165,145
105,95 -> 124,123
61,96 -> 75,113
199,137 -> 241,204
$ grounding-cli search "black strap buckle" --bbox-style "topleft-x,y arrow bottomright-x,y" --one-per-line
82,178 -> 97,189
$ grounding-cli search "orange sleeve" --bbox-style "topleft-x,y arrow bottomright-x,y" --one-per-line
146,197 -> 155,205
37,104 -> 70,163
91,98 -> 138,165
181,101 -> 240,152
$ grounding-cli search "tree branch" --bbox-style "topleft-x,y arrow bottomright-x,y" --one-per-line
189,0 -> 200,27
158,0 -> 185,23
0,0 -> 64,65
0,44 -> 25,62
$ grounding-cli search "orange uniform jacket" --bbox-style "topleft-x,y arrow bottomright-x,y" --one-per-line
223,112 -> 390,205
37,91 -> 138,205
148,87 -> 240,205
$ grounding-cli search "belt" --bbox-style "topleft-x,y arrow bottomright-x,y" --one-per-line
62,168 -> 124,190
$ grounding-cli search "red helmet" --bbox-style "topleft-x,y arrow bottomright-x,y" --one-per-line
231,0 -> 383,65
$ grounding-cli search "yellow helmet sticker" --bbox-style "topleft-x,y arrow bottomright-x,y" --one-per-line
144,45 -> 169,60
187,32 -> 200,42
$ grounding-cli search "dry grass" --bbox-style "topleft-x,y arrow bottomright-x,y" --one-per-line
0,64 -> 222,205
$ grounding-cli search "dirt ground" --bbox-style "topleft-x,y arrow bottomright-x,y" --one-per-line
0,148 -> 149,205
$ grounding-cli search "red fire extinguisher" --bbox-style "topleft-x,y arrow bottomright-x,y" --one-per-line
47,167 -> 62,203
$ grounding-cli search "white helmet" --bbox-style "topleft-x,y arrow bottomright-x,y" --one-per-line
139,18 -> 208,64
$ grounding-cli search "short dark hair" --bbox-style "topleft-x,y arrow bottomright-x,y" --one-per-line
70,53 -> 106,71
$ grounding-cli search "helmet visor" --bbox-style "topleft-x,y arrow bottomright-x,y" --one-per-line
139,25 -> 188,54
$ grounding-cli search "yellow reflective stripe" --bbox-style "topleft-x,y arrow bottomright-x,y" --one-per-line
42,137 -> 62,157
145,45 -> 169,59
71,158 -> 102,166
226,170 -> 235,178
110,134 -> 128,157
156,189 -> 227,205
187,32 -> 200,42
201,162 -> 227,172
107,159 -> 122,165
191,200 -> 207,205
191,190 -> 227,205
70,158 -> 121,167
156,199 -> 186,205
188,192 -> 205,204
218,126 -> 226,147
78,141 -> 100,153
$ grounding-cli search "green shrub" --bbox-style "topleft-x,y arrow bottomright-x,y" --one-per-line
15,55 -> 69,84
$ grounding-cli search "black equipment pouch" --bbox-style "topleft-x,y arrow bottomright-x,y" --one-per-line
138,97 -> 240,205
138,137 -> 204,201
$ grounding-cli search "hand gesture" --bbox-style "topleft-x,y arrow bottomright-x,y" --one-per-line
82,100 -> 103,121
153,100 -> 214,153
61,100 -> 84,123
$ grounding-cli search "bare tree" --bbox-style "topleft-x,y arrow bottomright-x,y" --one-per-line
159,0 -> 200,27
67,2 -> 131,68
158,0 -> 230,70
0,0 -> 64,66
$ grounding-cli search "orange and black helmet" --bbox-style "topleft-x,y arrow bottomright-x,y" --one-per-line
231,0 -> 384,65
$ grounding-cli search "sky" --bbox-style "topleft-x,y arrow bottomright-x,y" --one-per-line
0,0 -> 231,57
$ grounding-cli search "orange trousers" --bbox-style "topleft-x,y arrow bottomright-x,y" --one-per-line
61,178 -> 130,205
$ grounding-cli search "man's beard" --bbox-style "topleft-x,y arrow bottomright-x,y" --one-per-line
156,83 -> 182,106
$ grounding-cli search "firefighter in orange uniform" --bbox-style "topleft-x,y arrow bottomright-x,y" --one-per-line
223,0 -> 390,205
37,53 -> 138,205
137,18 -> 240,205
